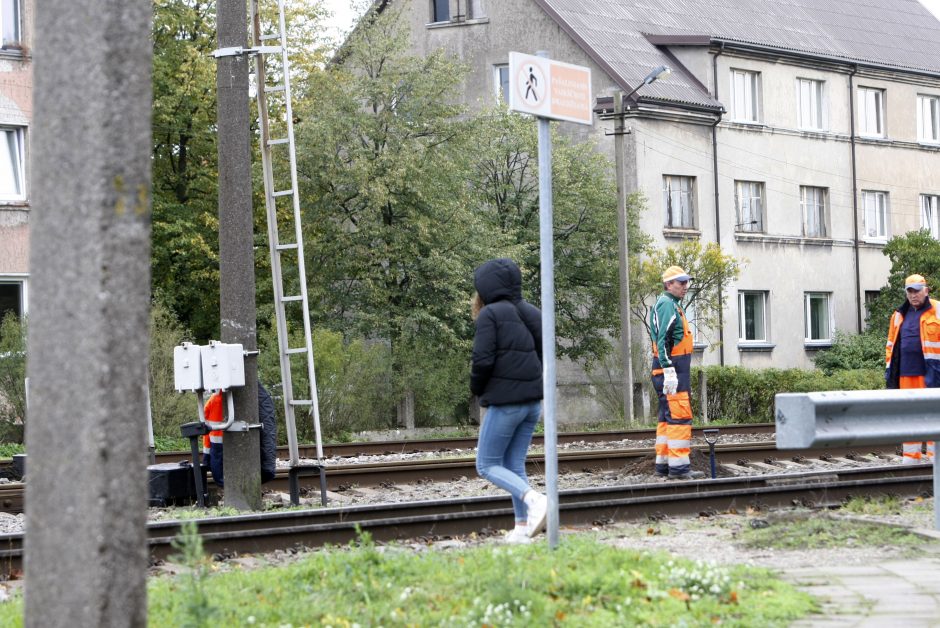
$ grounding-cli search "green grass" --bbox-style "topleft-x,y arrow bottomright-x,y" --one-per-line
840,495 -> 933,517
742,515 -> 928,551
0,531 -> 816,627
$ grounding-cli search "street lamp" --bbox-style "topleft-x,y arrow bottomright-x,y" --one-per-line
613,65 -> 670,425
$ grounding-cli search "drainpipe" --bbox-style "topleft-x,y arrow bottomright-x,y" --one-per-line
712,45 -> 725,365
849,66 -> 862,332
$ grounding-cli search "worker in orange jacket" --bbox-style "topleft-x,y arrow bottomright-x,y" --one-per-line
885,273 -> 939,464
649,265 -> 704,480
203,382 -> 279,486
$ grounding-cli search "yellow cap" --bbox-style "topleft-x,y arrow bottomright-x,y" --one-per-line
662,265 -> 691,283
905,274 -> 927,290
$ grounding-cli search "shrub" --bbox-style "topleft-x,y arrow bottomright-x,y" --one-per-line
691,366 -> 884,424
0,313 -> 26,443
149,299 -> 199,439
258,325 -> 396,441
812,330 -> 884,374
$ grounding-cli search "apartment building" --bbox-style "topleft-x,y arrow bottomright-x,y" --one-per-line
385,0 -> 940,378
0,0 -> 30,326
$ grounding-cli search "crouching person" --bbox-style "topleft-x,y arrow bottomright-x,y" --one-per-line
202,381 -> 279,487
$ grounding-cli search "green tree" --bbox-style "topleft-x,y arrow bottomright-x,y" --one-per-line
468,107 -> 650,365
292,5 -> 490,424
865,229 -> 940,331
631,239 -> 741,344
151,0 -> 221,340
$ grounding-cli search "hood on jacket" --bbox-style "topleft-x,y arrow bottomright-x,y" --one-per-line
474,258 -> 522,305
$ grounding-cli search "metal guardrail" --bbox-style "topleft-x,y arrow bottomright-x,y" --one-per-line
775,388 -> 940,529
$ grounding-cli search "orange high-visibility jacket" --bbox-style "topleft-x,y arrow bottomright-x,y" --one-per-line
202,392 -> 226,454
885,298 -> 940,389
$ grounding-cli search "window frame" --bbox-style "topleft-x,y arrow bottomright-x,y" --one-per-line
730,69 -> 761,123
493,63 -> 509,103
797,77 -> 826,131
0,275 -> 27,321
738,290 -> 768,343
0,126 -> 25,202
861,190 -> 889,242
662,175 -> 696,229
804,292 -> 833,346
917,94 -> 940,143
800,185 -> 828,238
430,0 -> 450,23
922,194 -> 940,239
682,293 -> 707,348
734,180 -> 765,233
0,0 -> 19,49
857,87 -> 885,138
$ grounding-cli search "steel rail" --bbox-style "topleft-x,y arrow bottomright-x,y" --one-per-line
0,464 -> 928,577
0,441 -> 899,515
150,423 -> 778,462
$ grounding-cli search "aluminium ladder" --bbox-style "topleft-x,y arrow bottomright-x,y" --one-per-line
250,0 -> 326,505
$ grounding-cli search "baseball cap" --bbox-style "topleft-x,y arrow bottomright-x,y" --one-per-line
662,265 -> 692,283
905,274 -> 927,291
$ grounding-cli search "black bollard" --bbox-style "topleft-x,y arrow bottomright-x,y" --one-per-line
180,421 -> 210,507
703,428 -> 720,479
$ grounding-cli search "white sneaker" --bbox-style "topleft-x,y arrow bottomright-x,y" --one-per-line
523,490 -> 547,537
503,526 -> 533,544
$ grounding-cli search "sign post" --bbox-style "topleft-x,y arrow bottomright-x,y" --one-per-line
508,51 -> 592,548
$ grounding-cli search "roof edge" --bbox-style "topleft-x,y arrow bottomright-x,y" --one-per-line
531,0 -> 636,95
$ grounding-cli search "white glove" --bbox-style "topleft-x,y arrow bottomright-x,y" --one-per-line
663,367 -> 678,396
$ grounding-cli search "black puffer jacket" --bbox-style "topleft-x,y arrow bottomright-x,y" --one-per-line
471,258 -> 543,406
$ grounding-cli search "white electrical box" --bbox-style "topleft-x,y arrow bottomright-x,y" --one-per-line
200,341 -> 245,391
173,342 -> 204,392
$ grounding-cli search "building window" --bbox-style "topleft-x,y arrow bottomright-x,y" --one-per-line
862,191 -> 888,241
800,186 -> 828,238
0,127 -> 24,201
431,0 -> 450,22
804,292 -> 832,344
468,0 -> 485,18
797,78 -> 825,130
730,69 -> 761,123
493,64 -> 508,102
663,175 -> 695,229
0,278 -> 25,323
683,294 -> 706,347
734,180 -> 764,232
0,0 -> 18,48
922,194 -> 940,238
738,291 -> 767,342
917,95 -> 940,143
857,87 -> 885,137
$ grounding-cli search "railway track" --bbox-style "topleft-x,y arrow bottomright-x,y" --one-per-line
0,463 -> 930,577
150,423 -> 778,463
0,440 -> 900,515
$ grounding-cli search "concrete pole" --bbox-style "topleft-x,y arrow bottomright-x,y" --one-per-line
26,1 -> 152,626
613,92 -> 635,426
217,0 -> 261,510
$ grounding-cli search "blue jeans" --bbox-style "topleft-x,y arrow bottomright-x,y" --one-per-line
476,401 -> 542,521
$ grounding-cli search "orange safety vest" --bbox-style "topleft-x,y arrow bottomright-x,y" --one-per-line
885,298 -> 940,388
202,392 -> 226,454
652,306 -> 695,360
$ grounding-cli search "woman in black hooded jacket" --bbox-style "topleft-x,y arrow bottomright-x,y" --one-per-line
471,258 -> 547,543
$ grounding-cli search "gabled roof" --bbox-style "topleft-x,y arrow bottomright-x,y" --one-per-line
535,0 -> 940,109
